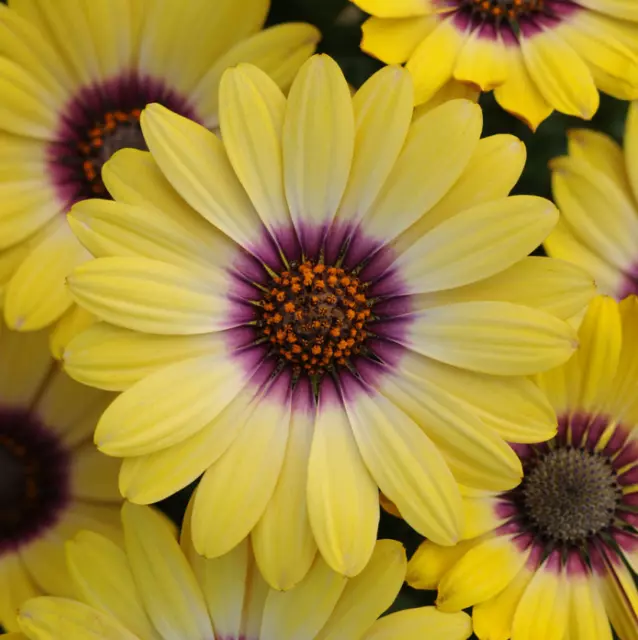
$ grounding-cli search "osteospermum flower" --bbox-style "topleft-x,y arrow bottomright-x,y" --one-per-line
0,0 -> 318,346
546,102 -> 638,299
63,55 -> 593,586
407,296 -> 638,640
9,503 -> 472,640
351,0 -> 638,129
0,322 -> 121,632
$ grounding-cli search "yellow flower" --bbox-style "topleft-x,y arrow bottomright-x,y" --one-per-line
351,0 -> 638,129
10,503 -> 473,640
407,295 -> 638,640
63,54 -> 592,586
0,321 -> 121,632
0,0 -> 319,342
546,102 -> 638,299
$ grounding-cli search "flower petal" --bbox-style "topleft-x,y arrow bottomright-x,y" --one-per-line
18,597 -> 137,640
395,196 -> 558,294
252,379 -> 317,590
283,55 -> 354,256
453,27 -> 507,91
94,353 -> 248,457
65,531 -> 157,640
307,378 -> 379,577
353,0 -> 431,17
345,384 -> 462,545
361,608 -> 472,640
191,375 -> 291,559
122,503 -> 213,639
360,15 -> 436,64
401,301 -> 578,375
315,540 -> 406,640
68,256 -> 239,335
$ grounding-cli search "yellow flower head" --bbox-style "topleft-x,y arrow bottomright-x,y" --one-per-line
13,503 -> 473,640
408,295 -> 638,640
63,54 -> 593,586
546,101 -> 638,299
351,0 -> 638,129
0,0 -> 319,337
0,322 -> 121,632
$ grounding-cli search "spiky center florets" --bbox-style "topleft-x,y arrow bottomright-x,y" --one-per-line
258,260 -> 372,377
77,108 -> 145,197
460,0 -> 545,20
521,448 -> 622,543
0,410 -> 70,551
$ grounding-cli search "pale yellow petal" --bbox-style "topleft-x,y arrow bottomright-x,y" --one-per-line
626,101 -> 638,203
49,305 -> 96,361
122,503 -> 213,639
191,380 -> 291,559
454,28 -> 507,91
307,380 -> 379,577
283,55 -> 353,254
66,531 -> 158,640
94,353 -> 247,457
18,597 -> 138,640
403,301 -> 578,375
69,442 -> 122,502
353,0 -> 431,17
5,224 -> 90,331
345,389 -> 462,545
361,608 -> 472,640
315,540 -> 407,640
0,555 -> 40,632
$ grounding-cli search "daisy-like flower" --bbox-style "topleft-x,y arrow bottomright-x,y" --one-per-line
0,322 -> 121,632
407,295 -> 638,640
63,55 -> 593,587
351,0 -> 638,129
546,102 -> 638,299
8,503 -> 473,640
0,0 -> 319,347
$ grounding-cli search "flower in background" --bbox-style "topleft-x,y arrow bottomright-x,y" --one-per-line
546,102 -> 638,299
63,55 -> 592,587
351,0 -> 638,130
407,296 -> 638,640
11,503 -> 473,640
0,322 -> 121,632
0,0 -> 319,347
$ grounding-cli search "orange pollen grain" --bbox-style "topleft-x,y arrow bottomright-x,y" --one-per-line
258,260 -> 372,377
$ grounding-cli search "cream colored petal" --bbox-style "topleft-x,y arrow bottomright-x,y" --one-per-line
283,55 -> 354,254
191,23 -> 321,127
138,105 -> 263,255
259,555 -> 347,640
315,540 -> 407,640
191,379 -> 291,559
66,531 -> 159,640
219,63 -> 291,235
345,388 -> 462,545
94,353 -> 248,457
68,256 -> 238,336
334,65 -> 413,230
252,380 -> 317,590
361,99 -> 481,244
122,503 -> 213,640
18,597 -> 138,640
394,134 -> 527,253
5,223 -> 91,332
307,380 -> 379,577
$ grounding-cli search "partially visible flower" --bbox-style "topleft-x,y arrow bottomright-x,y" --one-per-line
13,503 -> 473,640
63,56 -> 592,587
0,0 -> 319,344
546,102 -> 638,299
351,0 -> 638,129
407,296 -> 638,640
0,322 -> 121,632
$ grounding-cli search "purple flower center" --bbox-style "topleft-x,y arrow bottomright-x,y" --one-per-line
0,409 -> 71,556
47,73 -> 195,206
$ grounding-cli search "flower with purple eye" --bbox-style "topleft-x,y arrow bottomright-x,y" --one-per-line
0,0 -> 318,340
408,296 -> 638,640
61,55 -> 593,589
352,0 -> 638,129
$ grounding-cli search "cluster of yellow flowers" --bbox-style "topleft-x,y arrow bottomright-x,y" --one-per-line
0,1 -> 636,639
